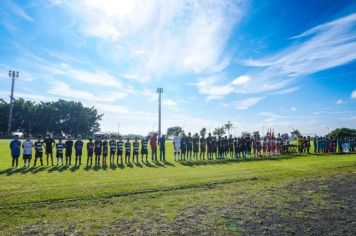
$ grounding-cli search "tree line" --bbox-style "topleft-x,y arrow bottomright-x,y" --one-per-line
0,98 -> 103,137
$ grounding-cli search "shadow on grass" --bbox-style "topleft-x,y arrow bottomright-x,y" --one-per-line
142,161 -> 158,168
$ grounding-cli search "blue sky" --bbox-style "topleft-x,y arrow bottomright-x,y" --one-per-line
0,0 -> 355,135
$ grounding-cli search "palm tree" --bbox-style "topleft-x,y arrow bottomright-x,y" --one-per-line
224,121 -> 233,135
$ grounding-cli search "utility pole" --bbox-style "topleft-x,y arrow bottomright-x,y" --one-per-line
156,88 -> 163,137
7,70 -> 19,135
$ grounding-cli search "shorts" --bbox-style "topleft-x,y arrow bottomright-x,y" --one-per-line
12,154 -> 20,159
95,151 -> 102,156
125,150 -> 131,155
65,150 -> 72,157
174,147 -> 181,152
75,151 -> 82,156
117,149 -> 123,156
110,149 -> 116,155
46,149 -> 53,155
88,151 -> 93,156
134,150 -> 139,155
56,153 -> 63,158
103,152 -> 108,157
23,154 -> 32,160
35,153 -> 43,158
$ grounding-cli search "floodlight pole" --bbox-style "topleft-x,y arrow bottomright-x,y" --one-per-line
157,88 -> 163,137
7,70 -> 19,135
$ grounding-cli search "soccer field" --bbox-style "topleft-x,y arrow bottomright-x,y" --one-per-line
0,139 -> 355,235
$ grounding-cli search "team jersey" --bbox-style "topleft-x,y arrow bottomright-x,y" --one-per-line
94,140 -> 102,152
187,137 -> 193,150
65,140 -> 73,150
193,137 -> 199,151
141,139 -> 148,150
22,141 -> 33,155
173,136 -> 181,148
44,138 -> 55,151
200,137 -> 206,147
133,141 -> 139,153
87,141 -> 94,153
117,140 -> 123,151
56,143 -> 64,154
34,141 -> 43,154
109,140 -> 116,152
125,141 -> 131,152
207,137 -> 212,147
75,140 -> 83,152
10,140 -> 21,156
102,140 -> 109,154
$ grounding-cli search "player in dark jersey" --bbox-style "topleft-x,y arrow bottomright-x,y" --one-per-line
181,133 -> 187,161
116,137 -> 124,164
44,134 -> 55,166
34,135 -> 44,167
206,133 -> 213,160
74,135 -> 83,166
187,132 -> 193,160
217,136 -> 223,159
193,133 -> 199,160
212,136 -> 218,159
64,135 -> 73,165
224,136 -> 229,158
94,137 -> 102,166
133,137 -> 139,162
102,136 -> 109,167
86,138 -> 94,167
125,138 -> 131,163
228,135 -> 234,158
109,136 -> 117,166
56,137 -> 64,166
234,137 -> 239,158
199,134 -> 206,160
158,135 -> 166,162
141,136 -> 148,162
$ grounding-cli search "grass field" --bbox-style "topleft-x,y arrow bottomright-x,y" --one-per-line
1,139 -> 355,235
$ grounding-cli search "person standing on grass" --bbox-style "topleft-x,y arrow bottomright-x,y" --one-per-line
22,135 -> 33,168
150,133 -> 158,162
74,135 -> 83,166
313,136 -> 318,154
64,135 -> 73,165
10,135 -> 21,168
33,135 -> 44,167
206,133 -> 212,160
116,136 -> 124,164
56,137 -> 64,166
44,134 -> 55,166
133,136 -> 139,162
199,133 -> 206,160
109,136 -> 117,166
158,134 -> 166,161
173,133 -> 181,161
229,135 -> 234,158
94,136 -> 102,166
86,138 -> 94,167
125,137 -> 131,163
180,133 -> 187,161
212,136 -> 218,159
141,136 -> 149,162
193,133 -> 199,160
102,136 -> 109,167
187,132 -> 193,160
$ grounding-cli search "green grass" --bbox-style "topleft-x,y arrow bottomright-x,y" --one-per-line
0,139 -> 355,235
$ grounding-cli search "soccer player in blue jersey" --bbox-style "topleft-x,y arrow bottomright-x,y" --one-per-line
193,133 -> 199,160
56,137 -> 64,166
34,135 -> 44,167
187,132 -> 193,160
64,135 -> 73,165
116,136 -> 124,164
109,136 -> 117,166
86,138 -> 94,167
102,136 -> 109,167
10,135 -> 21,168
141,136 -> 149,162
74,135 -> 83,166
44,134 -> 55,166
94,136 -> 102,166
133,136 -> 139,162
158,135 -> 166,162
199,134 -> 206,160
125,137 -> 131,163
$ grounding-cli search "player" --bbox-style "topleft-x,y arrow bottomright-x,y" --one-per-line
199,134 -> 206,160
94,136 -> 102,166
102,136 -> 109,167
212,136 -> 218,159
228,135 -> 234,158
43,134 -> 55,166
150,133 -> 158,162
206,133 -> 213,160
125,137 -> 131,163
173,133 -> 181,161
56,137 -> 64,166
34,135 -> 44,167
109,136 -> 117,166
158,135 -> 166,162
192,133 -> 199,160
10,135 -> 21,168
141,136 -> 149,162
180,133 -> 187,161
116,136 -> 124,164
133,136 -> 139,162
86,138 -> 94,167
64,135 -> 73,165
22,135 -> 33,168
74,135 -> 83,166
187,132 -> 193,160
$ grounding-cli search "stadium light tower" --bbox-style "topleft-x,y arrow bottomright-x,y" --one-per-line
156,88 -> 163,137
7,70 -> 19,135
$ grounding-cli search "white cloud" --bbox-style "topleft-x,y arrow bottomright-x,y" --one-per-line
196,76 -> 234,101
351,90 -> 356,99
290,106 -> 297,111
233,96 -> 265,110
336,99 -> 343,104
271,87 -> 300,95
163,99 -> 178,107
231,75 -> 251,85
5,0 -> 33,22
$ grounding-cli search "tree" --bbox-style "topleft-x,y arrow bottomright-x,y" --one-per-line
329,128 -> 356,138
291,129 -> 301,137
224,121 -> 233,135
253,131 -> 260,139
241,132 -> 251,139
166,126 -> 183,136
200,127 -> 207,136
213,126 -> 226,136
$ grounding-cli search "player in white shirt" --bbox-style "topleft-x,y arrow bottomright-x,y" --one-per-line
22,135 -> 33,168
173,133 -> 181,161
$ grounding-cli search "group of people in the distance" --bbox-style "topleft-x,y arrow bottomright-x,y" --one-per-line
8,131 -> 356,169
